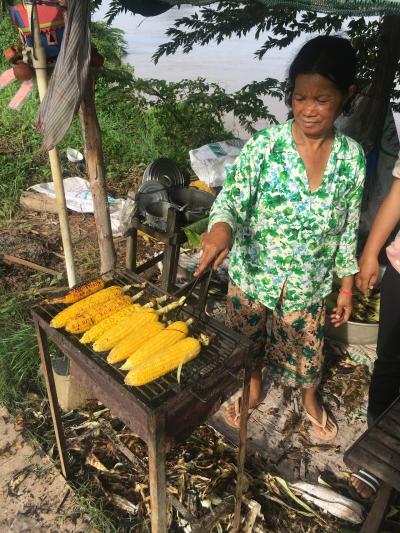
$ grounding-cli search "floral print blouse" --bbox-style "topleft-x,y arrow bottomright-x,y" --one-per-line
209,120 -> 366,312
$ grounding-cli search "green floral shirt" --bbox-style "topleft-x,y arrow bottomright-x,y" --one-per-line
209,120 -> 366,312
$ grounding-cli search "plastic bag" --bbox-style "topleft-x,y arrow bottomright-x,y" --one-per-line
189,139 -> 246,187
118,189 -> 138,235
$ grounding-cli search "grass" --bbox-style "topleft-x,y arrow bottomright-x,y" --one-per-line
70,483 -> 119,533
0,292 -> 44,408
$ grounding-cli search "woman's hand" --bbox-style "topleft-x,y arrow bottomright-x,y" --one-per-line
194,222 -> 232,277
355,254 -> 380,295
330,291 -> 352,328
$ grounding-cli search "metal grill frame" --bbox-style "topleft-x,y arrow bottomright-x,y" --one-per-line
31,269 -> 253,533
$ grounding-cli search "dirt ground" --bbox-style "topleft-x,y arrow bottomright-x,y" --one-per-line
0,406 -> 87,533
0,208 -> 389,532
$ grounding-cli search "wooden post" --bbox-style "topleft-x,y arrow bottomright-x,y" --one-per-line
79,70 -> 116,274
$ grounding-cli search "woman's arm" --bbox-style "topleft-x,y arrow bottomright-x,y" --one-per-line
331,148 -> 366,326
356,178 -> 400,294
195,136 -> 261,276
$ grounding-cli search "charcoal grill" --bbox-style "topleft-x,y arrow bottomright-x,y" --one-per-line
31,270 -> 253,532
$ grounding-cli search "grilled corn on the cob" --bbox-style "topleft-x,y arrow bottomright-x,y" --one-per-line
107,321 -> 165,364
92,297 -> 186,353
120,320 -> 191,371
93,309 -> 158,352
124,337 -> 201,386
65,294 -> 133,334
50,285 -> 130,329
79,304 -> 141,344
45,278 -> 105,305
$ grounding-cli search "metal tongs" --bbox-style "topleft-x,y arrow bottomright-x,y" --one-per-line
174,267 -> 213,320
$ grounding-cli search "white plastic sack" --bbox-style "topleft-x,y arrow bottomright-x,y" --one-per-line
189,139 -> 247,187
29,177 -> 123,236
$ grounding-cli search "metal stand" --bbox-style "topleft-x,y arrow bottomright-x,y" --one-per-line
32,314 -> 251,533
125,208 -> 186,292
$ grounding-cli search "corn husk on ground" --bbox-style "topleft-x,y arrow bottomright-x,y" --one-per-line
124,337 -> 201,386
120,319 -> 192,371
50,285 -> 132,328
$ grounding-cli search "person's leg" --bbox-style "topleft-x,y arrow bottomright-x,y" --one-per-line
352,263 -> 400,499
302,383 -> 336,438
224,281 -> 267,426
268,300 -> 337,439
368,262 -> 400,421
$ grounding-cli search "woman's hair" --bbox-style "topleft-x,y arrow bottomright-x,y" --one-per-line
286,35 -> 357,115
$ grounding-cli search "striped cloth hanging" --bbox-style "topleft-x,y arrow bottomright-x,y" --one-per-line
36,0 -> 91,152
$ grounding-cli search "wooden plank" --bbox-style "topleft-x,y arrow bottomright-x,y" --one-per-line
359,435 -> 400,472
360,483 -> 392,533
20,190 -> 59,214
387,399 -> 400,419
1,254 -> 60,276
346,447 -> 400,491
378,415 -> 400,440
368,426 -> 400,454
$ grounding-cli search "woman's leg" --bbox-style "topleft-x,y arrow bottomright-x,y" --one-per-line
224,282 -> 267,425
268,300 -> 336,439
302,384 -> 336,435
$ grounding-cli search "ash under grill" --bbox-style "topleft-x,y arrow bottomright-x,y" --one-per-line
33,270 -> 249,410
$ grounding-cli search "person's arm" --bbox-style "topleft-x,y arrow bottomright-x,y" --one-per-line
356,178 -> 400,294
331,149 -> 366,327
195,137 -> 260,276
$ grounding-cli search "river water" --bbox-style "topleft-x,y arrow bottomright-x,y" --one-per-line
93,4 -> 399,138
93,3 -> 311,130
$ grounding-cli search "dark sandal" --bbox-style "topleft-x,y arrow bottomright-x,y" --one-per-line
349,470 -> 380,503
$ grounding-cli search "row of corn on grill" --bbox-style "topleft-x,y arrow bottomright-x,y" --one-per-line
48,279 -> 202,386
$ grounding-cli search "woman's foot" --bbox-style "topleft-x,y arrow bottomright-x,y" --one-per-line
350,470 -> 380,502
302,389 -> 338,441
223,392 -> 263,429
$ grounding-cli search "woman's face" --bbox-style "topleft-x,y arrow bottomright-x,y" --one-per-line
291,73 -> 354,138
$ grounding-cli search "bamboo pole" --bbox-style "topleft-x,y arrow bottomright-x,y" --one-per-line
27,2 -> 77,287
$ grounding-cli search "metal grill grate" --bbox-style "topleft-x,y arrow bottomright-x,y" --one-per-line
33,270 -> 248,410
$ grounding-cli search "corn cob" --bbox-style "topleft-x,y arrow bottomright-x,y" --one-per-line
93,308 -> 158,352
124,337 -> 201,386
79,304 -> 141,344
44,278 -> 105,305
65,294 -> 132,334
50,285 -> 131,329
92,296 -> 186,353
120,319 -> 192,371
107,321 -> 166,364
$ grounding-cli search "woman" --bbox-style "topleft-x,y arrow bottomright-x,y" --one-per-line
195,35 -> 366,441
350,153 -> 400,499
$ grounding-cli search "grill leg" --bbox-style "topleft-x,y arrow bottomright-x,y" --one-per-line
126,227 -> 138,272
33,320 -> 70,479
147,413 -> 167,533
232,365 -> 251,532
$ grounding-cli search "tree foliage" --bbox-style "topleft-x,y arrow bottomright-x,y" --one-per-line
152,2 -> 399,112
95,1 -> 399,118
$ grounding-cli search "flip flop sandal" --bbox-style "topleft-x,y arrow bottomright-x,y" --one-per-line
222,397 -> 255,429
304,406 -> 338,442
223,398 -> 241,429
349,470 -> 380,503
